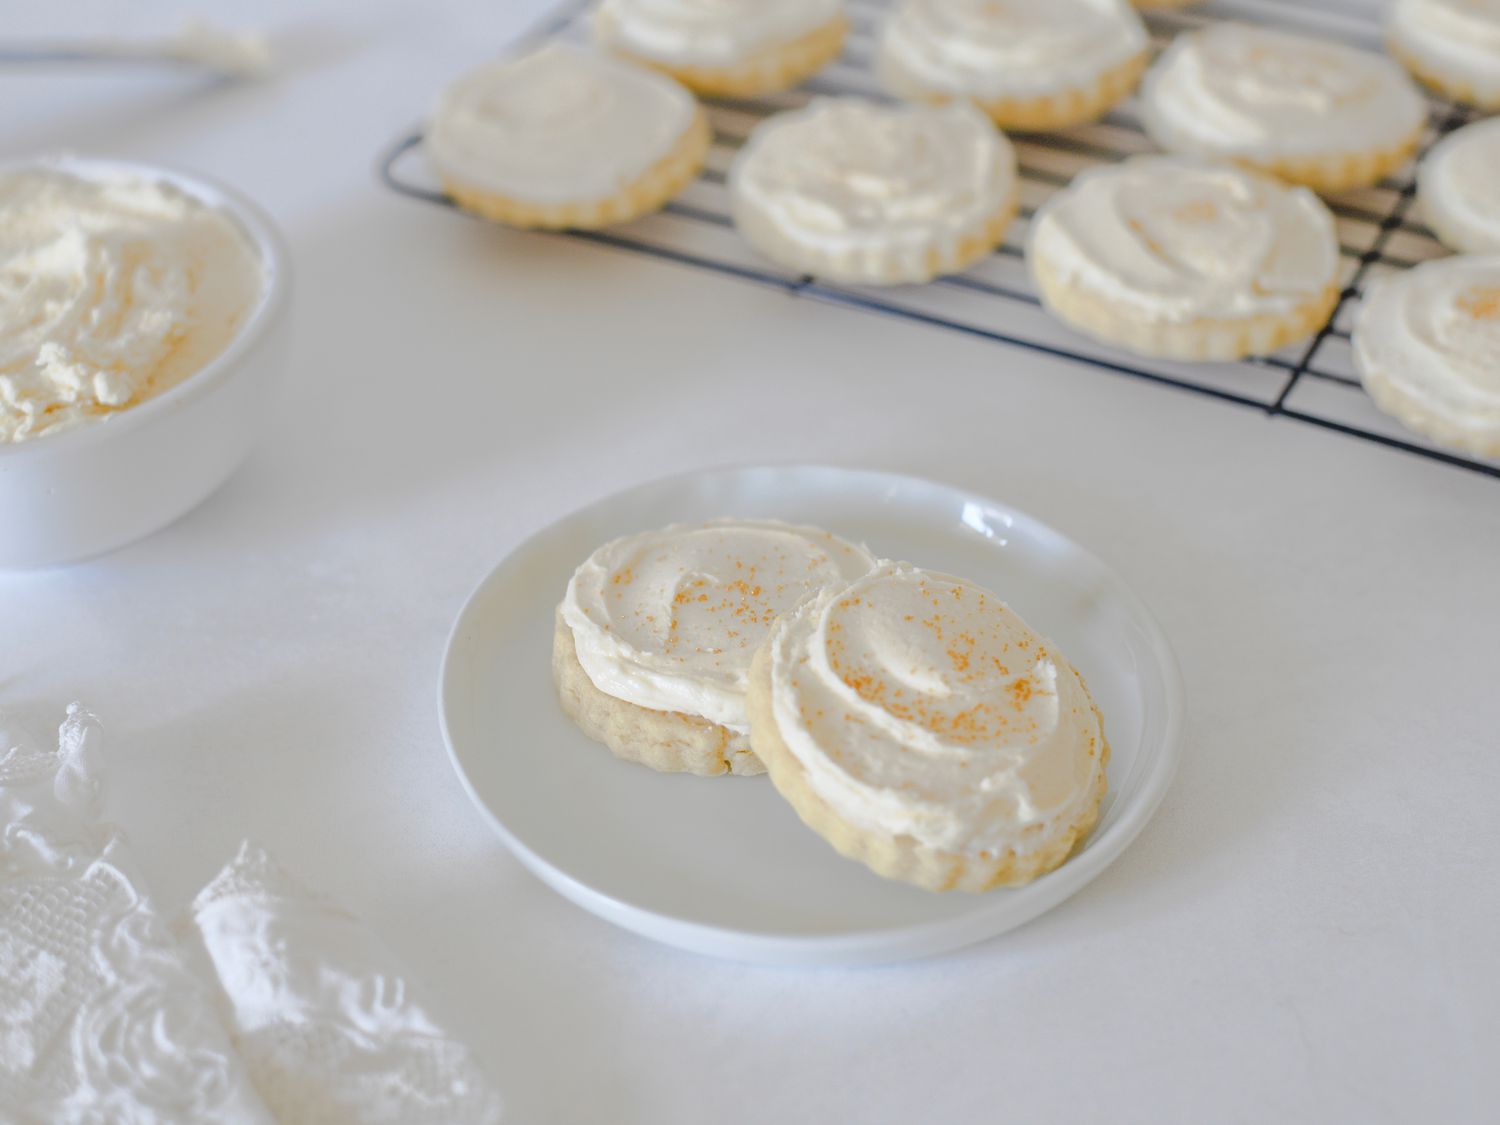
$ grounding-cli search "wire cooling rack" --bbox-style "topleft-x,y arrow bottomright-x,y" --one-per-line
380,0 -> 1500,481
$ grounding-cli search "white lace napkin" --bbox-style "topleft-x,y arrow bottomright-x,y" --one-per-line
0,705 -> 273,1123
1,705 -> 503,1124
187,841 -> 504,1125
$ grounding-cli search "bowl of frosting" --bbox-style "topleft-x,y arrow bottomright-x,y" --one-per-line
0,155 -> 290,569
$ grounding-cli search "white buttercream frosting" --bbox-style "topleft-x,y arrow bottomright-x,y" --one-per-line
1390,0 -> 1500,104
1353,255 -> 1500,443
728,98 -> 1016,275
766,562 -> 1106,858
1027,156 -> 1339,323
0,168 -> 264,443
1141,23 -> 1426,160
877,0 -> 1147,99
1420,118 -> 1500,254
561,519 -> 876,732
594,0 -> 843,67
428,43 -> 697,204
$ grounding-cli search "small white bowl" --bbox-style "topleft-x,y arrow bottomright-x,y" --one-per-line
0,156 -> 291,570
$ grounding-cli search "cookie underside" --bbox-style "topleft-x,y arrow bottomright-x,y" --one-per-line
1233,131 -> 1424,194
1031,252 -> 1340,362
887,51 -> 1149,132
1360,369 -> 1500,458
552,608 -> 764,777
734,187 -> 1019,286
1388,39 -> 1500,112
441,108 -> 710,230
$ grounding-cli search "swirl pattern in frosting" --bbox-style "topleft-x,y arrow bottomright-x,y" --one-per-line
766,563 -> 1106,857
729,98 -> 1016,278
1141,23 -> 1426,158
1420,118 -> 1500,253
1353,255 -> 1500,450
878,0 -> 1147,98
594,0 -> 843,66
1027,156 -> 1339,323
1389,0 -> 1500,104
428,43 -> 696,203
0,168 -> 264,443
561,519 -> 876,732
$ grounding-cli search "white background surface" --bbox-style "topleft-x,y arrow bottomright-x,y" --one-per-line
3,1 -> 1497,1122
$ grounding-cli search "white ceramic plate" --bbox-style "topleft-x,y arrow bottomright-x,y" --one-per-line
440,465 -> 1182,965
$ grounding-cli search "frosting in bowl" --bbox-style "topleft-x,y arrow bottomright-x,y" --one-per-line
1353,255 -> 1500,449
0,168 -> 263,443
594,0 -> 843,67
428,43 -> 697,203
1389,0 -> 1500,105
1420,118 -> 1500,254
729,98 -> 1017,278
877,0 -> 1147,99
561,519 -> 875,732
1141,23 -> 1426,159
765,562 -> 1106,858
1027,157 -> 1339,323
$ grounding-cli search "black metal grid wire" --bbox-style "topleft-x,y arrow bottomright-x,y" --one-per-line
380,0 -> 1500,481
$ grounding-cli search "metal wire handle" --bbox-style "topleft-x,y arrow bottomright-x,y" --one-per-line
377,129 -> 455,209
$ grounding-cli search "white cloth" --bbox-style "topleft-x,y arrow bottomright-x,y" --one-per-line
0,706 -> 502,1124
0,705 -> 273,1124
188,841 -> 503,1125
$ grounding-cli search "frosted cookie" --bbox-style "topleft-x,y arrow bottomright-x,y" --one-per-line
747,563 -> 1109,892
876,0 -> 1149,131
1352,256 -> 1500,457
728,99 -> 1018,285
1027,157 -> 1341,361
555,519 -> 875,776
593,0 -> 847,97
1389,0 -> 1500,110
1419,118 -> 1500,254
1140,23 -> 1427,194
428,43 -> 709,229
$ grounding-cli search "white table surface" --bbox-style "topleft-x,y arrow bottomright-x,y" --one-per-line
5,1 -> 1498,1122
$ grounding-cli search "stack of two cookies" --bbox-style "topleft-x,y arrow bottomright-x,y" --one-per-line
553,520 -> 1109,893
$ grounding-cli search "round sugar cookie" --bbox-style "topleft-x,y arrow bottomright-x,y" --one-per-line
1352,255 -> 1500,458
1140,23 -> 1427,193
555,519 -> 875,775
429,43 -> 708,229
1389,0 -> 1500,110
593,0 -> 848,97
1419,118 -> 1500,254
876,0 -> 1149,130
728,97 -> 1019,285
747,562 -> 1109,893
1027,156 -> 1341,361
